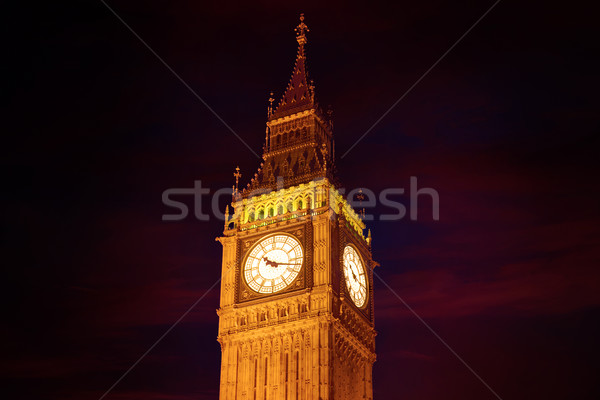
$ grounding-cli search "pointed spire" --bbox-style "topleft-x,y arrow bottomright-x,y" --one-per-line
270,13 -> 315,120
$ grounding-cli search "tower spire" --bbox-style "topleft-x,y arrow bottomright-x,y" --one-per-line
270,13 -> 315,120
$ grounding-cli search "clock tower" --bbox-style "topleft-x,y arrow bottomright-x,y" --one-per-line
216,14 -> 376,400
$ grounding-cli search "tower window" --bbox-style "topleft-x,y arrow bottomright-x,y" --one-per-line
254,358 -> 258,400
295,351 -> 299,397
264,357 -> 268,385
285,352 -> 289,400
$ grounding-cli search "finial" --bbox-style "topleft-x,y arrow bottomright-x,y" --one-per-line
357,189 -> 365,202
357,189 -> 366,219
233,166 -> 242,196
295,13 -> 309,50
367,229 -> 372,245
268,91 -> 274,116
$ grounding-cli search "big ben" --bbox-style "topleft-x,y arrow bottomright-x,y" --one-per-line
216,14 -> 376,400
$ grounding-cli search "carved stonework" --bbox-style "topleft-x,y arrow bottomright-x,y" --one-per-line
224,282 -> 234,293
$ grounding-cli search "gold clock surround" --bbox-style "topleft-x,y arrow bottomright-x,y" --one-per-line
243,233 -> 304,294
237,226 -> 311,303
342,244 -> 368,308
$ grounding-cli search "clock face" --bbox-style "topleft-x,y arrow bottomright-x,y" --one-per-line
244,234 -> 304,294
342,245 -> 368,307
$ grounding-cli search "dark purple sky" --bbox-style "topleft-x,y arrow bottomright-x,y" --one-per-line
3,1 -> 599,399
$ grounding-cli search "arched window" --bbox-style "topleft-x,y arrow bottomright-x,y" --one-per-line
286,202 -> 293,212
268,207 -> 274,217
248,211 -> 255,222
278,205 -> 284,215
258,209 -> 265,220
297,200 -> 304,210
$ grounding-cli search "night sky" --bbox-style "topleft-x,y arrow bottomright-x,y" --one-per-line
3,1 -> 600,399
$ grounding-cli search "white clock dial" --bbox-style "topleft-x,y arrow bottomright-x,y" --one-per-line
244,234 -> 304,294
342,245 -> 367,307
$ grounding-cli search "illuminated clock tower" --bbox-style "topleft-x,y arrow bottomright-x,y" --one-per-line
216,14 -> 376,400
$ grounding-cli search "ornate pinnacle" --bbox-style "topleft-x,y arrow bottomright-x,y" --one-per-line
321,143 -> 328,171
233,166 -> 242,196
357,189 -> 366,219
268,91 -> 274,116
295,13 -> 309,50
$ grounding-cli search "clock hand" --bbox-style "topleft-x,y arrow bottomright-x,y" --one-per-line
263,257 -> 279,268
